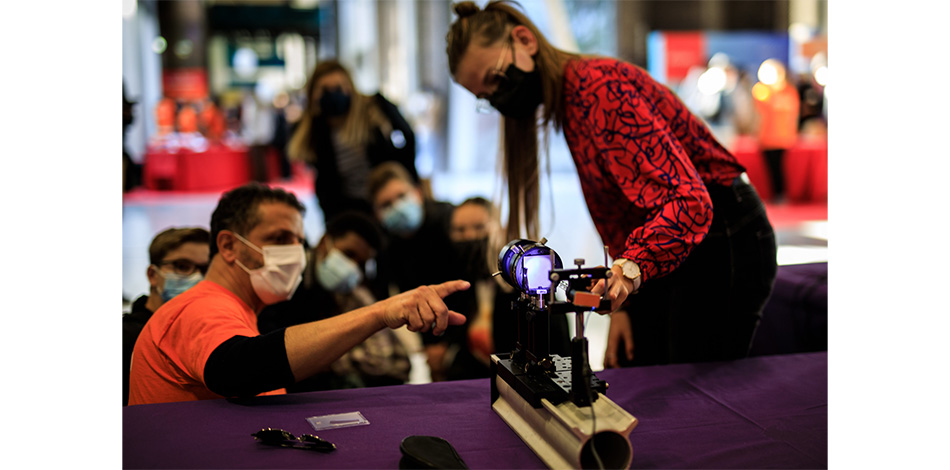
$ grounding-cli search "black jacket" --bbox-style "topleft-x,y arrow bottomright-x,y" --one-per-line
123,296 -> 153,406
309,93 -> 418,222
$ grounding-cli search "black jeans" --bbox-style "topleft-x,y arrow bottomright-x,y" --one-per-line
763,148 -> 786,200
620,176 -> 778,366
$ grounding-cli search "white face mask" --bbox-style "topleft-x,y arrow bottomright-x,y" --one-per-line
233,232 -> 306,305
316,247 -> 363,293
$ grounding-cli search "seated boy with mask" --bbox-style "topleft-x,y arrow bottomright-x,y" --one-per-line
123,227 -> 210,406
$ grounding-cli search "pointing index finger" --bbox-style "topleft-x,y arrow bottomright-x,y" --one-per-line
430,280 -> 471,298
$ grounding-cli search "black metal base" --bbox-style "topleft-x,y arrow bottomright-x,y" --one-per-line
490,352 -> 607,409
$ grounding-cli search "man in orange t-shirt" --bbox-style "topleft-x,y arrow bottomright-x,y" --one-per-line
128,183 -> 469,406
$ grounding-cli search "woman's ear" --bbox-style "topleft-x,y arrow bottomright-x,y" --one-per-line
511,25 -> 538,55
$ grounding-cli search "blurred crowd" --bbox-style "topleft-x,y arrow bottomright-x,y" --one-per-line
678,52 -> 827,142
676,53 -> 827,203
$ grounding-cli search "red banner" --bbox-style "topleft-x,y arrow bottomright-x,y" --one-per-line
663,32 -> 706,82
162,68 -> 208,101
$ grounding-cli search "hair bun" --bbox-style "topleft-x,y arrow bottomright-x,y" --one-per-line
453,1 -> 481,18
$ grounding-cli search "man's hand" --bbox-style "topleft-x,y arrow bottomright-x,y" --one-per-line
590,264 -> 635,313
379,280 -> 469,336
604,310 -> 634,368
283,280 -> 469,383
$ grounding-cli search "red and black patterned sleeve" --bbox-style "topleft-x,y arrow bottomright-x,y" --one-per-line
563,60 -> 713,283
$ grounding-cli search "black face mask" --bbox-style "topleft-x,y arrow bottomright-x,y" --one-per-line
319,88 -> 351,117
452,237 -> 492,281
489,64 -> 543,119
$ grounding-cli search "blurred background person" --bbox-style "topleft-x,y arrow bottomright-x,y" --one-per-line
241,90 -> 276,183
368,161 -> 456,299
729,69 -> 759,138
449,196 -> 496,244
367,161 -> 471,381
752,58 -> 800,204
287,60 -> 419,224
270,90 -> 295,181
257,211 -> 410,392
445,196 -> 571,379
796,55 -> 827,139
123,227 -> 210,406
437,196 -> 497,379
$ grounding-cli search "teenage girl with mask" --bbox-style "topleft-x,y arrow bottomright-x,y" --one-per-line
287,60 -> 419,224
366,161 -> 473,380
446,1 -> 777,367
367,162 -> 458,300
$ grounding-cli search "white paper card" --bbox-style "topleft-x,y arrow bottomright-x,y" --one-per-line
307,411 -> 370,431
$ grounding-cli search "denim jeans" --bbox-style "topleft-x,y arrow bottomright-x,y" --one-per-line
620,176 -> 778,366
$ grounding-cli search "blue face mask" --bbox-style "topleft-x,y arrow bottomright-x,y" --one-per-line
316,247 -> 363,293
381,194 -> 424,236
159,271 -> 203,302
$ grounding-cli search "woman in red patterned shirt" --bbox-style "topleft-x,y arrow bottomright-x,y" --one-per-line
446,1 -> 777,367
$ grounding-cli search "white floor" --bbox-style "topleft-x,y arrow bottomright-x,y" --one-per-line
123,169 -> 827,379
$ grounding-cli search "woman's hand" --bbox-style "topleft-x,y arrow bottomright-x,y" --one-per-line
604,310 -> 634,368
591,264 -> 635,313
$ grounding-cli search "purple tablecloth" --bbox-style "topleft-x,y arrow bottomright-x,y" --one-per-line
123,352 -> 826,469
751,262 -> 828,356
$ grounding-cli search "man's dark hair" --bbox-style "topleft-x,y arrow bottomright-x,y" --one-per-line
209,183 -> 306,257
148,227 -> 211,265
325,211 -> 385,252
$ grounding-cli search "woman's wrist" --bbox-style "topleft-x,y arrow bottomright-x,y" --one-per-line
612,258 -> 642,293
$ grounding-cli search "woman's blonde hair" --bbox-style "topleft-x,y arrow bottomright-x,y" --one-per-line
287,60 -> 391,164
446,1 -> 579,243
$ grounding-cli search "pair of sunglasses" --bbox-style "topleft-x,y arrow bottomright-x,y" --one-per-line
251,428 -> 336,452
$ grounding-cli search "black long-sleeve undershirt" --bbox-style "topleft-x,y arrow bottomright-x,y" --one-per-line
203,329 -> 296,398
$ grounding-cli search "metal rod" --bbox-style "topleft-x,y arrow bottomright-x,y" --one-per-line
575,310 -> 585,340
